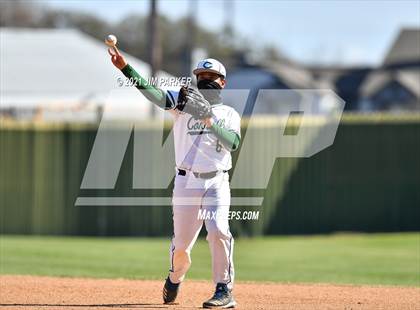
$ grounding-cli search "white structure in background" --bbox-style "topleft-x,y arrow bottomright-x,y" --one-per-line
0,28 -> 177,122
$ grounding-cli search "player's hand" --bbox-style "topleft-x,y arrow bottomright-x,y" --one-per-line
108,47 -> 127,70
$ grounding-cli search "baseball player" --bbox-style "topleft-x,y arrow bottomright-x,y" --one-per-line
109,48 -> 240,309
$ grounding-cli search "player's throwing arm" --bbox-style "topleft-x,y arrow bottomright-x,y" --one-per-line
107,35 -> 240,152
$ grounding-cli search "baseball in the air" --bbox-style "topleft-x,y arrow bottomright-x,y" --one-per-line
105,34 -> 117,47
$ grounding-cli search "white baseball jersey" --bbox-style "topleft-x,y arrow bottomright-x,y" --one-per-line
167,90 -> 241,173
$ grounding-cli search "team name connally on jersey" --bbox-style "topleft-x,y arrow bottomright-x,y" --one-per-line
187,117 -> 226,135
166,90 -> 241,172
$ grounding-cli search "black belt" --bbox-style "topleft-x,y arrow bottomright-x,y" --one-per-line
178,169 -> 228,179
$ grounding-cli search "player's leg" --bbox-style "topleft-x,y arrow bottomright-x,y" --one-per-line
169,204 -> 203,284
202,172 -> 236,308
163,174 -> 204,304
164,203 -> 202,304
168,173 -> 205,284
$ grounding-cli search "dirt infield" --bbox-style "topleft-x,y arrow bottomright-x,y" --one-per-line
0,276 -> 419,310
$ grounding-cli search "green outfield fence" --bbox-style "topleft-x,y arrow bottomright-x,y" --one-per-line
1,114 -> 419,236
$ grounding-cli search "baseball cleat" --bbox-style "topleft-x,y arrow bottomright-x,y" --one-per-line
162,277 -> 180,304
202,283 -> 236,308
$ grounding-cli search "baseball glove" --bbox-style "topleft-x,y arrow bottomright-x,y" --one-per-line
176,86 -> 213,120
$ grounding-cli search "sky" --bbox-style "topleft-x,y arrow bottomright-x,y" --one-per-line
45,0 -> 420,66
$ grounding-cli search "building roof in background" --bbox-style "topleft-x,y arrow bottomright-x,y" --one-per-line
267,62 -> 315,89
360,69 -> 420,98
383,28 -> 420,66
227,60 -> 315,90
0,28 -> 173,109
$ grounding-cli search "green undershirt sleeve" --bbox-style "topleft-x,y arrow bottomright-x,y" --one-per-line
209,122 -> 241,152
120,64 -> 175,110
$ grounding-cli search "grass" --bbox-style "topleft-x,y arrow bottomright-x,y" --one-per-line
0,233 -> 419,286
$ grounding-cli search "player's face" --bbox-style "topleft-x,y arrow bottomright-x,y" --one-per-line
197,72 -> 226,88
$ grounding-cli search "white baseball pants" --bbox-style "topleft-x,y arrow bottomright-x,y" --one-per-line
168,169 -> 234,290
